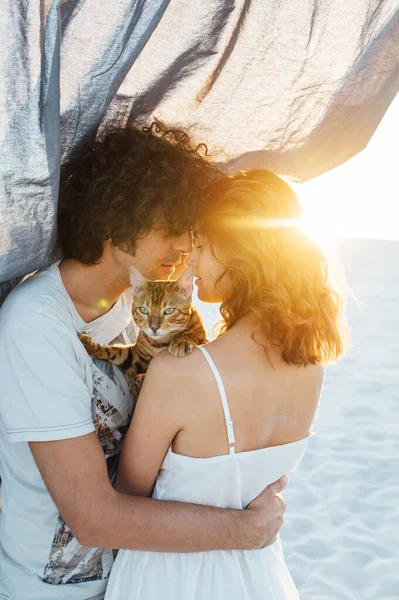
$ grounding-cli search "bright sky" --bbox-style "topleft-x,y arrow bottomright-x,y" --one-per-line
296,93 -> 399,243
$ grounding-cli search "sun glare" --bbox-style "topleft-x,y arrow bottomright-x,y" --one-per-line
293,183 -> 342,250
294,167 -> 398,246
299,204 -> 337,250
291,95 -> 399,245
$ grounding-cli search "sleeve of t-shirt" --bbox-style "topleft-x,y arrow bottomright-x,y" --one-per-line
0,322 -> 95,442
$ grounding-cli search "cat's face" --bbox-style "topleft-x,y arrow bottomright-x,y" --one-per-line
130,266 -> 194,340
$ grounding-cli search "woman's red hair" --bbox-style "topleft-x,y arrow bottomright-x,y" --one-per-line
199,170 -> 347,366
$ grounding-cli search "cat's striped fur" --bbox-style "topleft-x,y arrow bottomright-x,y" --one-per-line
79,272 -> 208,395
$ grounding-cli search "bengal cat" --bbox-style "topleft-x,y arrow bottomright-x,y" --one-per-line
79,266 -> 208,395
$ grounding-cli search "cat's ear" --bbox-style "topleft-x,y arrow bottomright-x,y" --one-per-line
130,266 -> 146,295
175,266 -> 194,300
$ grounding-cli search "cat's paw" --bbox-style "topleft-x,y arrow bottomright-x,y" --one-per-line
78,333 -> 103,358
168,338 -> 195,358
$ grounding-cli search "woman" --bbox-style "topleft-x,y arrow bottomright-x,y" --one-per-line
105,170 -> 346,599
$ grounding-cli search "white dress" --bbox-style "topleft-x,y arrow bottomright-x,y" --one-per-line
105,346 -> 310,600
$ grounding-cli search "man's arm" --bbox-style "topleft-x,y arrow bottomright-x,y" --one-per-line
30,432 -> 288,552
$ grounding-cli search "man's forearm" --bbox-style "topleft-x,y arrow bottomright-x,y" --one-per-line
78,489 -> 256,552
28,434 -> 281,553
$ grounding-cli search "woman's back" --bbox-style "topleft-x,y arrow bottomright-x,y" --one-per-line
154,335 -> 319,509
171,318 -> 323,461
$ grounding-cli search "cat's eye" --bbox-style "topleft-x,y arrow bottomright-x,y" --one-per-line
164,307 -> 175,315
139,306 -> 149,315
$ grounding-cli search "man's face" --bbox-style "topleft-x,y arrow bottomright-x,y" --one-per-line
117,227 -> 193,281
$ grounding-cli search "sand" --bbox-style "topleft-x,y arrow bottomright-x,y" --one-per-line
195,238 -> 399,600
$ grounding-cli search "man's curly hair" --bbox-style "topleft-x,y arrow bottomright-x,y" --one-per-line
58,123 -> 218,264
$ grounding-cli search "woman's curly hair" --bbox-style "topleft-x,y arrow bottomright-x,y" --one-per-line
198,170 -> 348,366
58,122 -> 218,263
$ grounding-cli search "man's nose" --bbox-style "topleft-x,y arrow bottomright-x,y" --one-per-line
173,231 -> 192,254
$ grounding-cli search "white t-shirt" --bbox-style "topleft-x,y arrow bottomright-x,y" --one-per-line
0,262 -> 137,600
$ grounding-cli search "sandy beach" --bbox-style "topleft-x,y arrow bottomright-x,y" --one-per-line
283,238 -> 399,600
196,237 -> 399,600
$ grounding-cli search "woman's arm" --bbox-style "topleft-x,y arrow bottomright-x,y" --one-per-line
115,351 -> 187,497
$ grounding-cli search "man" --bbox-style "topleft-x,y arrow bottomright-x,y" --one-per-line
0,124 -> 288,599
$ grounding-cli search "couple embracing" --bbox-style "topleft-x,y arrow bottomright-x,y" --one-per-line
0,123 -> 345,599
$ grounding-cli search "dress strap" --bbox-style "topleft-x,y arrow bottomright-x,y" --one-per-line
197,346 -> 236,455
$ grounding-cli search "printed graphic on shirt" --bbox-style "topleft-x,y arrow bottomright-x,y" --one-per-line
42,517 -> 116,585
42,329 -> 136,585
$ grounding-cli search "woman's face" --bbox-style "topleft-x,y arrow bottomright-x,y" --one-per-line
185,233 -> 228,303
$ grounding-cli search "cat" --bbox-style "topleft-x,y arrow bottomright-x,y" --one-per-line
79,266 -> 208,395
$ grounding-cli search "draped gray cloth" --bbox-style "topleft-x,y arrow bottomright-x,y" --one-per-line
1,0 -> 399,302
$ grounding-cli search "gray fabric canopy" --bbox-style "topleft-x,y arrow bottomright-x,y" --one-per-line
1,0 -> 399,302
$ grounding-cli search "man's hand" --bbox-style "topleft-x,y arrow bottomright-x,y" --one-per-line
245,475 -> 289,549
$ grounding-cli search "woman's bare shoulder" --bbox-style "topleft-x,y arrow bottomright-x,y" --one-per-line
147,344 -> 213,383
